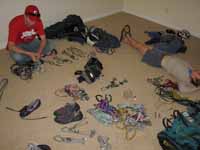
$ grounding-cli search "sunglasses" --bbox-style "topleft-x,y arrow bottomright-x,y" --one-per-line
26,13 -> 41,18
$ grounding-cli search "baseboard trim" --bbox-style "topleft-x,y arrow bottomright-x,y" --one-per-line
0,41 -> 6,50
84,9 -> 122,22
123,9 -> 200,38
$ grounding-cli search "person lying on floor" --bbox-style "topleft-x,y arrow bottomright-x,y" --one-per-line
120,25 -> 200,93
7,5 -> 56,65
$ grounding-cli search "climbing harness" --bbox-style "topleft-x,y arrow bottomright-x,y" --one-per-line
115,103 -> 151,140
147,76 -> 200,116
95,94 -> 119,121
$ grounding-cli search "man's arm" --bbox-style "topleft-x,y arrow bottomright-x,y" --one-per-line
36,35 -> 46,58
7,41 -> 38,62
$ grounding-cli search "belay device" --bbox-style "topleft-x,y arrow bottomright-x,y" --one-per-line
75,57 -> 103,84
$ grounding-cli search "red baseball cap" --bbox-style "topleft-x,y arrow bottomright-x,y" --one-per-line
25,5 -> 41,22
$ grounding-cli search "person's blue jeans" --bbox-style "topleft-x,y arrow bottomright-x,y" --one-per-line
145,31 -> 184,54
9,39 -> 55,64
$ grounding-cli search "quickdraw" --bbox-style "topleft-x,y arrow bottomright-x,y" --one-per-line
101,78 -> 128,91
53,135 -> 86,144
95,47 -> 115,55
55,84 -> 89,101
0,77 -> 8,103
62,47 -> 87,61
42,56 -> 73,66
62,50 -> 79,60
65,47 -> 87,58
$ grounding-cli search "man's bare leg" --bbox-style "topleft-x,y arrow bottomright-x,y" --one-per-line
122,34 -> 152,56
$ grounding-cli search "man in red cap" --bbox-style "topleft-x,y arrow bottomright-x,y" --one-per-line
7,5 -> 56,64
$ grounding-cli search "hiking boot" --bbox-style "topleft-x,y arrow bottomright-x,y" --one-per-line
53,102 -> 80,116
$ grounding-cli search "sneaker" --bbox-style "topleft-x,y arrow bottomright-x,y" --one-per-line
27,143 -> 51,150
54,110 -> 83,124
53,102 -> 80,116
19,99 -> 41,118
10,63 -> 33,80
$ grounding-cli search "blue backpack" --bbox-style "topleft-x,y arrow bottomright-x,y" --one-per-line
158,110 -> 200,150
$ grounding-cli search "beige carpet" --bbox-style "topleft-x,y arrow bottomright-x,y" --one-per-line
0,12 -> 200,150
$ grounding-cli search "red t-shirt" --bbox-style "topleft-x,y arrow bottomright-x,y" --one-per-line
8,15 -> 45,45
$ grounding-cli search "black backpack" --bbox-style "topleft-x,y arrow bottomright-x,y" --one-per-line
45,14 -> 87,44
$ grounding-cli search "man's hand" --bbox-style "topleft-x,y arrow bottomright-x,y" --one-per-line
36,52 -> 42,60
191,70 -> 200,87
191,70 -> 200,81
27,52 -> 39,62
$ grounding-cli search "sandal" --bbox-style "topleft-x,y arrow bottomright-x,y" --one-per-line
120,24 -> 132,42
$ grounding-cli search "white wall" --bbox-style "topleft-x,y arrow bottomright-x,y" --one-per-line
0,0 -> 123,49
1,0 -> 200,49
123,0 -> 200,38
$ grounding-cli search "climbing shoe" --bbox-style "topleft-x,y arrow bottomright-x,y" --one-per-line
19,99 -> 41,118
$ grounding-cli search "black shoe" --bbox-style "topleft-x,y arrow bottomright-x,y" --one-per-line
27,143 -> 51,150
54,110 -> 83,124
53,102 -> 80,116
10,63 -> 33,80
19,99 -> 41,118
37,144 -> 51,150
